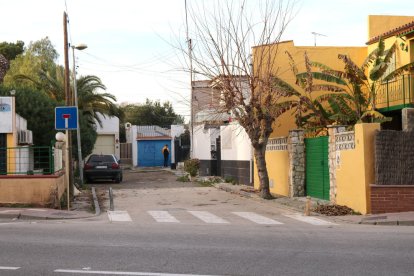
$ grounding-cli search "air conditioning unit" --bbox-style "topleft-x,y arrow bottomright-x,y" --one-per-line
26,130 -> 33,144
18,130 -> 26,144
18,130 -> 33,145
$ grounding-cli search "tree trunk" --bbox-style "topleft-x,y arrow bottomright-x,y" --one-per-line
254,145 -> 273,199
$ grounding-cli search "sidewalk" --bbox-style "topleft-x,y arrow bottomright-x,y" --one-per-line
213,182 -> 414,226
0,186 -> 100,221
0,208 -> 94,220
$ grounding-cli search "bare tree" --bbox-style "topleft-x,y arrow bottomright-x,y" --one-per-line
181,0 -> 297,199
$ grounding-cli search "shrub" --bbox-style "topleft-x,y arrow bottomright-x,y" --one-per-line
184,158 -> 200,177
177,175 -> 190,182
224,176 -> 237,184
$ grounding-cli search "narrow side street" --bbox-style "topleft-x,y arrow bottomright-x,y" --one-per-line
0,169 -> 413,275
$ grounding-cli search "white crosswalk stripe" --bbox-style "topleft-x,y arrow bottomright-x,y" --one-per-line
188,211 -> 229,224
121,210 -> 339,226
108,211 -> 132,222
232,212 -> 283,225
283,214 -> 337,226
148,211 -> 180,223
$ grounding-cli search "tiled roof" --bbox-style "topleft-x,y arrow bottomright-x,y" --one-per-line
366,20 -> 414,45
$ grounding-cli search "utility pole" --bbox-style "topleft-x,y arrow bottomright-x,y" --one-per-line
63,12 -> 74,198
185,0 -> 194,158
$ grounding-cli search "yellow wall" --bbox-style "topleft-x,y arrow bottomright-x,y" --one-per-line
252,40 -> 367,198
254,150 -> 289,196
5,96 -> 17,172
367,16 -> 414,109
335,123 -> 380,214
368,15 -> 414,41
367,25 -> 413,69
0,174 -> 65,205
253,41 -> 367,137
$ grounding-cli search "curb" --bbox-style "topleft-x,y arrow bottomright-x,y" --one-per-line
0,212 -> 20,220
215,184 -> 255,199
360,220 -> 414,226
213,183 -> 414,226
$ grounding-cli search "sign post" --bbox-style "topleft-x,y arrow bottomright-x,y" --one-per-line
55,106 -> 78,210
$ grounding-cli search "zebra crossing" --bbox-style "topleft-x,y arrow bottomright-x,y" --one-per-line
108,210 -> 337,226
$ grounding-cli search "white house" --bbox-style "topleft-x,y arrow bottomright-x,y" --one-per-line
92,113 -> 120,159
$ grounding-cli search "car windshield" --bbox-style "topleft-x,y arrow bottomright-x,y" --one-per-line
88,155 -> 114,163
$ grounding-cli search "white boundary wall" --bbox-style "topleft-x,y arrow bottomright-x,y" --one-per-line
193,125 -> 220,160
131,125 -> 138,167
220,123 -> 252,161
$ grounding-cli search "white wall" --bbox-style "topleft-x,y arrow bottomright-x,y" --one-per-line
220,123 -> 252,161
94,113 -> 120,159
95,113 -> 119,133
0,97 -> 13,133
193,125 -> 220,160
125,123 -> 133,143
131,125 -> 138,167
171,125 -> 185,138
14,146 -> 30,173
16,114 -> 27,131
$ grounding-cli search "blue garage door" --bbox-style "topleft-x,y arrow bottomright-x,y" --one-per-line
138,140 -> 171,167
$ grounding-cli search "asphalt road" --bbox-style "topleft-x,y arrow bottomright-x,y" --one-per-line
0,170 -> 413,276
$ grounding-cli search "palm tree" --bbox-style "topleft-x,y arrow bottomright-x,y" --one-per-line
12,66 -> 120,126
0,54 -> 9,83
76,75 -> 121,127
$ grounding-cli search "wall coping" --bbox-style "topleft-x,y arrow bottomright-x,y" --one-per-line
0,172 -> 64,179
371,184 -> 414,188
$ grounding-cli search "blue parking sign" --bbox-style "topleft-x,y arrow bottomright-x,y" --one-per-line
55,106 -> 78,130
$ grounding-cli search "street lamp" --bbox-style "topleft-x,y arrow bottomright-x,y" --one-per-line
71,43 -> 87,185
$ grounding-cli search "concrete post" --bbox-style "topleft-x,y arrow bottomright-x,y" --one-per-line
327,125 -> 347,204
402,108 -> 414,132
288,129 -> 305,197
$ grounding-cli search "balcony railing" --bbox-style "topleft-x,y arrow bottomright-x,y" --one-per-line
375,74 -> 414,111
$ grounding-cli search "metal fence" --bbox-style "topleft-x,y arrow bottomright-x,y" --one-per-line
376,74 -> 414,107
120,143 -> 132,164
0,146 -> 63,175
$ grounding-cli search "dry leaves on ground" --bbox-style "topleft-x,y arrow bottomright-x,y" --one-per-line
313,204 -> 358,216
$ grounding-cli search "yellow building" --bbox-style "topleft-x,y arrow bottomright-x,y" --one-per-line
366,15 -> 414,129
252,40 -> 367,137
252,15 -> 414,214
252,41 -> 366,198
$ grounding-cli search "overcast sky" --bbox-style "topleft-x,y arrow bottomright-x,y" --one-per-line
1,0 -> 412,120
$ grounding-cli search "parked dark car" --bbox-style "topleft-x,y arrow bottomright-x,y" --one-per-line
84,154 -> 123,183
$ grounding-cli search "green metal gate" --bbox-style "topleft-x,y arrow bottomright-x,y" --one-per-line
305,136 -> 329,200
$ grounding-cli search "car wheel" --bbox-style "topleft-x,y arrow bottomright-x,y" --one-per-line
114,174 -> 121,184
